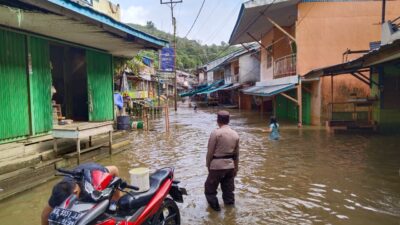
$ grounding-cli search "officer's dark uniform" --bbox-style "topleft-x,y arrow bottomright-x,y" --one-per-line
204,111 -> 239,211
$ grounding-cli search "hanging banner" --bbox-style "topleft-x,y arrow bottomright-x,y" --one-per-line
159,48 -> 175,72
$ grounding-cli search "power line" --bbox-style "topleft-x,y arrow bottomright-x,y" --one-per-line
204,2 -> 242,44
191,0 -> 222,38
213,0 -> 277,60
184,0 -> 206,38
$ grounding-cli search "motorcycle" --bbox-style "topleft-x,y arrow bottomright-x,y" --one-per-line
48,167 -> 187,225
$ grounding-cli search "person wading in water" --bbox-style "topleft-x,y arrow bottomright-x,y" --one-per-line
205,110 -> 239,211
267,116 -> 280,140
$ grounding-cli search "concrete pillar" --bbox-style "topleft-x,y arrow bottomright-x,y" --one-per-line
297,79 -> 303,127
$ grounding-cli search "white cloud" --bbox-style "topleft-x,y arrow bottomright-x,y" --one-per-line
121,6 -> 149,25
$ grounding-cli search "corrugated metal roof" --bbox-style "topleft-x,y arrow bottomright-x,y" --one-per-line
1,0 -> 168,57
45,0 -> 168,47
197,83 -> 233,95
242,83 -> 296,97
229,0 -> 299,45
205,43 -> 260,72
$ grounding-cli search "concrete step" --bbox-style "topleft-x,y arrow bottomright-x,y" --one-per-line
0,161 -> 57,200
0,142 -> 25,162
0,154 -> 41,176
0,131 -> 128,163
0,131 -> 131,201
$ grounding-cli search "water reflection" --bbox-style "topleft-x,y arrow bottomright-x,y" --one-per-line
0,107 -> 399,225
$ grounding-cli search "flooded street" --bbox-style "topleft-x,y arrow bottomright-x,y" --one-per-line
0,107 -> 399,225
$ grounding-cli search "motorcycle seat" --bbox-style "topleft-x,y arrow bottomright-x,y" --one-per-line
118,168 -> 171,212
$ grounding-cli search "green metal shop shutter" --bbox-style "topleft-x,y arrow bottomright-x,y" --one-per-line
86,50 -> 113,121
276,91 -> 298,122
276,94 -> 288,120
302,91 -> 311,125
0,29 -> 30,141
28,36 -> 53,134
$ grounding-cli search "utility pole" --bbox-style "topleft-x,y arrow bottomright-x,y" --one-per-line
160,0 -> 182,111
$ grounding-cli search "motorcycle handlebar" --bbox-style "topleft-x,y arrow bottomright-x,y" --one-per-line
126,184 -> 140,191
56,168 -> 82,179
119,181 -> 139,191
57,168 -> 139,191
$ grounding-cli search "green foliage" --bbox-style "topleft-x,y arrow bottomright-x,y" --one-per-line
113,56 -> 145,76
128,22 -> 239,71
113,57 -> 127,75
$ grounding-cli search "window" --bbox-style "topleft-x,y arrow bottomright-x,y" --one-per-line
266,46 -> 273,68
233,61 -> 239,75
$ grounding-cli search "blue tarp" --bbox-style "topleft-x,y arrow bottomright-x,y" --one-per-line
114,93 -> 123,109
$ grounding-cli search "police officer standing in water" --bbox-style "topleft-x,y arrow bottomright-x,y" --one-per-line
205,110 -> 239,211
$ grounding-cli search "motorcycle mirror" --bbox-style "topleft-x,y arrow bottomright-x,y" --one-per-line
126,184 -> 139,191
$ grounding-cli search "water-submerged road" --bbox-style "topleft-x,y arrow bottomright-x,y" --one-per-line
0,107 -> 399,225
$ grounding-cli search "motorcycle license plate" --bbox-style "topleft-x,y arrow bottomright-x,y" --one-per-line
49,207 -> 82,225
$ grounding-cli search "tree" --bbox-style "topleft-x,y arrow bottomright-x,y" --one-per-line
146,21 -> 155,29
128,22 -> 240,70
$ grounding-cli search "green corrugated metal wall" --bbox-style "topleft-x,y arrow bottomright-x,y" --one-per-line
276,90 -> 298,121
276,90 -> 311,125
86,50 -> 113,121
0,29 -> 30,141
28,36 -> 53,134
302,91 -> 311,125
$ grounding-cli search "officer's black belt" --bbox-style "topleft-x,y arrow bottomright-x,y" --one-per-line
213,155 -> 237,160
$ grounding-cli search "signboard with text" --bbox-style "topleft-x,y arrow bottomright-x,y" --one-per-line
159,48 -> 175,72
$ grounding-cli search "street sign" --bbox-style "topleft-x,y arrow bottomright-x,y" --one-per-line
159,48 -> 175,72
158,72 -> 175,79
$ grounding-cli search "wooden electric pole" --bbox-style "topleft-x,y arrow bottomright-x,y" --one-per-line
160,0 -> 182,111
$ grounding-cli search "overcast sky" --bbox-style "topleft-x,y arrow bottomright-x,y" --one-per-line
112,0 -> 244,45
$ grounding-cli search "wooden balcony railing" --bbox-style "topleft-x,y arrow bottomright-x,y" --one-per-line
273,54 -> 296,78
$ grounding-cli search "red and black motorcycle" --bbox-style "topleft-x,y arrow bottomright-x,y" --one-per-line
49,167 -> 187,225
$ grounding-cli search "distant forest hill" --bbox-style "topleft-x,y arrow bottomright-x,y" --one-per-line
128,21 -> 239,71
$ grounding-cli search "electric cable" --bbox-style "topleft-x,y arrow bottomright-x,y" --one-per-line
212,0 -> 277,60
191,0 -> 222,38
204,1 -> 242,45
184,0 -> 206,38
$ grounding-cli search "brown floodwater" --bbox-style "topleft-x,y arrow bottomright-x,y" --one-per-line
0,107 -> 399,225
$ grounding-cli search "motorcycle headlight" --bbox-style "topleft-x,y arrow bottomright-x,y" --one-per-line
84,180 -> 112,201
84,180 -> 94,194
84,181 -> 100,201
91,190 -> 102,201
102,188 -> 112,197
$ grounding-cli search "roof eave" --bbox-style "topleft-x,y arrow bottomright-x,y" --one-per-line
228,4 -> 245,45
19,0 -> 168,49
229,0 -> 299,45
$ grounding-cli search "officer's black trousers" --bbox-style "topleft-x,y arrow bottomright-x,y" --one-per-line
204,169 -> 235,206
